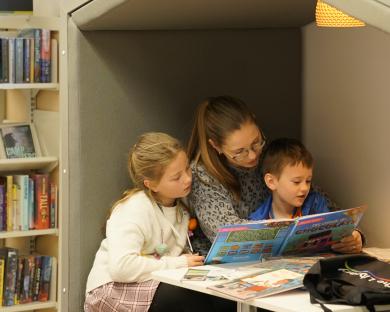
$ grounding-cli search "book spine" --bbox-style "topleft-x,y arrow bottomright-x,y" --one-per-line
34,174 -> 50,229
34,29 -> 41,83
38,255 -> 52,301
15,256 -> 24,304
32,255 -> 42,301
1,38 -> 9,83
14,38 -> 23,83
6,175 -> 13,231
50,38 -> 58,83
40,29 -> 51,83
29,37 -> 34,82
3,249 -> 18,306
0,258 -> 4,304
8,38 -> 15,83
0,184 -> 5,231
12,182 -> 21,231
23,37 -> 30,82
50,183 -> 57,228
28,177 -> 34,229
27,255 -> 35,303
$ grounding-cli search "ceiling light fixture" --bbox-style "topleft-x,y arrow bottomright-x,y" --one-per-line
316,0 -> 365,27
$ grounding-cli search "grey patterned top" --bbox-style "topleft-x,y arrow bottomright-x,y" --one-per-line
187,161 -> 339,250
188,161 -> 269,242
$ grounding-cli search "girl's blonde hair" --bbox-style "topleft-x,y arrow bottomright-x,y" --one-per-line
187,96 -> 259,200
108,132 -> 184,218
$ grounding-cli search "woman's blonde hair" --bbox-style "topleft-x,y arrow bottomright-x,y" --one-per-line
108,132 -> 184,218
187,96 -> 259,200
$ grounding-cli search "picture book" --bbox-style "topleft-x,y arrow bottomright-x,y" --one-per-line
204,205 -> 366,265
181,268 -> 210,281
208,257 -> 319,301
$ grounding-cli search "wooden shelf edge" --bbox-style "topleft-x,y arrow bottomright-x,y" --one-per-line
0,83 -> 59,90
0,156 -> 58,172
0,15 -> 60,31
0,228 -> 58,239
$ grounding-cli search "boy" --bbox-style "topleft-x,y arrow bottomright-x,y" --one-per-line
249,138 -> 329,220
249,138 -> 363,254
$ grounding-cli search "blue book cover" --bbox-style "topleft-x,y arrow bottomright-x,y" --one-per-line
204,219 -> 295,265
204,205 -> 366,265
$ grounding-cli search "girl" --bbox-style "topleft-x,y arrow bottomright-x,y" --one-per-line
187,95 -> 362,254
85,132 -> 234,312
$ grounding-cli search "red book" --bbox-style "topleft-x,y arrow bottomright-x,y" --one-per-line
33,174 -> 50,229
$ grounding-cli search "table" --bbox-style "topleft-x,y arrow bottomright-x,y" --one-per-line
151,262 -> 390,312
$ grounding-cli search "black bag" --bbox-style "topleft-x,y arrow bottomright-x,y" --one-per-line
303,254 -> 390,312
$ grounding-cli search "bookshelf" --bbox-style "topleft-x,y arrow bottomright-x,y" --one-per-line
0,12 -> 61,312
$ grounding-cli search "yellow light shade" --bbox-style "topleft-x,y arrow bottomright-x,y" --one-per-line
316,0 -> 365,27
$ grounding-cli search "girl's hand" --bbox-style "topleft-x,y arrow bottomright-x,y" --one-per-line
331,230 -> 363,254
184,253 -> 204,267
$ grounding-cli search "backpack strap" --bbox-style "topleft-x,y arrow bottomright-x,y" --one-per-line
310,294 -> 333,312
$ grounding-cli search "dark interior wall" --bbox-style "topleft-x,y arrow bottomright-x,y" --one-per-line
68,19 -> 302,310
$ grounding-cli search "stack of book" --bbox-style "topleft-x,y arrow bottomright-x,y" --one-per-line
0,174 -> 58,232
0,28 -> 58,83
0,247 -> 54,306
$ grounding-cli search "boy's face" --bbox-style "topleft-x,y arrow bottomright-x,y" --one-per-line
268,162 -> 313,209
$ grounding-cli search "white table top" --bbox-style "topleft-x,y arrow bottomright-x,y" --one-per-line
151,262 -> 390,312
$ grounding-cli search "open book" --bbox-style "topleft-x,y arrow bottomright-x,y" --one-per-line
207,257 -> 320,301
204,205 -> 366,265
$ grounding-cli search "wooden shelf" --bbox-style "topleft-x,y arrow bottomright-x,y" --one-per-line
0,83 -> 59,90
0,156 -> 58,172
0,228 -> 58,239
0,300 -> 57,312
0,15 -> 60,31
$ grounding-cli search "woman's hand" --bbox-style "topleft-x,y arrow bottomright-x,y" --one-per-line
331,230 -> 363,254
184,253 -> 204,267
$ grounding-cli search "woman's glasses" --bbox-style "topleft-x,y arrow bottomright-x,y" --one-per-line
223,133 -> 266,161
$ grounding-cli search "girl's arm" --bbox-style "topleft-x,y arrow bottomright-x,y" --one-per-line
106,208 -> 188,283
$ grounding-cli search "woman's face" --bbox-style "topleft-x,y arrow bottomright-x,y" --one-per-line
221,122 -> 264,168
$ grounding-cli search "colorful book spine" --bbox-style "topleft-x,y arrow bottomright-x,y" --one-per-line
50,183 -> 57,228
0,257 -> 4,304
33,174 -> 50,229
0,247 -> 18,306
6,175 -> 13,231
38,256 -> 52,301
15,256 -> 24,304
32,255 -> 42,301
0,184 -> 5,231
1,38 -> 9,83
40,29 -> 51,83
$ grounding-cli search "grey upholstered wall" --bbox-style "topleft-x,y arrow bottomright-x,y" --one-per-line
68,19 -> 302,310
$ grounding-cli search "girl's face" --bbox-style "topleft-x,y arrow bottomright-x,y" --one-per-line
221,122 -> 264,168
149,151 -> 192,206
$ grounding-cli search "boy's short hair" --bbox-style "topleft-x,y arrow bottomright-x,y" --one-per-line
262,138 -> 313,177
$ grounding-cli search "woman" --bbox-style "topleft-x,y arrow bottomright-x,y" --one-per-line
187,96 -> 362,254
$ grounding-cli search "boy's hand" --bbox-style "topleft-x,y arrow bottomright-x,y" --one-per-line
331,230 -> 363,254
184,253 -> 204,267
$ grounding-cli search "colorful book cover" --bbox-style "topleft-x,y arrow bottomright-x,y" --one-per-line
15,256 -> 24,304
20,256 -> 31,303
40,29 -> 51,83
204,205 -> 366,265
49,183 -> 57,228
13,175 -> 29,231
208,257 -> 319,301
204,219 -> 295,265
280,205 -> 366,256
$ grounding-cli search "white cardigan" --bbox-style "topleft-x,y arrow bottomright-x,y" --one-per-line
86,191 -> 189,293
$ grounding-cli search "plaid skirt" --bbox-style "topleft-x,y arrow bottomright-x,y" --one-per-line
84,280 -> 160,312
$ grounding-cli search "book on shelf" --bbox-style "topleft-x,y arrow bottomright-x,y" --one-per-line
204,205 -> 366,265
207,257 -> 319,301
0,257 -> 4,304
0,123 -> 42,159
33,173 -> 50,229
0,28 -> 57,84
0,246 -> 18,306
